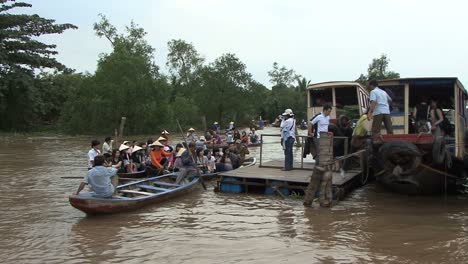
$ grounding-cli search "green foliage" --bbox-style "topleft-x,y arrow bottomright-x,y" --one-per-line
0,0 -> 77,130
60,16 -> 170,134
356,54 -> 400,86
267,62 -> 301,87
166,39 -> 204,88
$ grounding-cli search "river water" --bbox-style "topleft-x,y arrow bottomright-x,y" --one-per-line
0,127 -> 467,263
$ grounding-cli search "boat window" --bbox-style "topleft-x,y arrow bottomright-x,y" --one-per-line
309,88 -> 332,107
380,85 -> 405,114
409,83 -> 454,110
335,86 -> 360,119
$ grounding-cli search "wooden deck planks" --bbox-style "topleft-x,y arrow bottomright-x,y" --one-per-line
219,161 -> 361,186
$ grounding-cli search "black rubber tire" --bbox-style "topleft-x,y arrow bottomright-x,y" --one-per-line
432,135 -> 446,165
379,141 -> 422,175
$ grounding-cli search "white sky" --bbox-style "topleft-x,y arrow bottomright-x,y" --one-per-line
25,0 -> 468,87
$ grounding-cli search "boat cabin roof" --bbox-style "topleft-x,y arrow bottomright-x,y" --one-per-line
307,81 -> 363,90
378,77 -> 466,93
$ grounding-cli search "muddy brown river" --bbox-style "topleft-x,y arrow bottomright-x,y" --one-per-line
1,127 -> 467,263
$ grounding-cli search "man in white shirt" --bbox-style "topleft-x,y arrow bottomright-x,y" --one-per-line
310,104 -> 332,165
280,108 -> 296,171
87,139 -> 101,169
367,79 -> 393,140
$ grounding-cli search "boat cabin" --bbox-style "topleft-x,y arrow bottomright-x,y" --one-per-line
306,81 -> 369,123
378,77 -> 467,159
307,78 -> 467,159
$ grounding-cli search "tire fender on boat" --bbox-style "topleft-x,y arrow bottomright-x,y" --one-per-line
380,141 -> 422,175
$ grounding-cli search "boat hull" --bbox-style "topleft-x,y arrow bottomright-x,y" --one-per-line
376,164 -> 458,195
117,170 -> 147,178
69,174 -> 199,214
373,137 -> 464,195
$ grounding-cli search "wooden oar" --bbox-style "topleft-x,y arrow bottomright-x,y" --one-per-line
176,120 -> 207,190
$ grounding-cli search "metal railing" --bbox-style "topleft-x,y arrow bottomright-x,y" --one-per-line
259,134 -> 349,170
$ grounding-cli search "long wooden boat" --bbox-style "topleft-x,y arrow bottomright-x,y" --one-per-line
307,78 -> 468,195
69,173 -> 199,214
371,78 -> 468,194
117,169 -> 147,178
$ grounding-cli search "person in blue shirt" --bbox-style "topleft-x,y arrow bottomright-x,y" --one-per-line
280,108 -> 296,171
367,79 -> 393,140
75,155 -> 118,198
212,121 -> 219,131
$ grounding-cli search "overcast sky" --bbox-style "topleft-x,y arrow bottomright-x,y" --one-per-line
24,0 -> 468,87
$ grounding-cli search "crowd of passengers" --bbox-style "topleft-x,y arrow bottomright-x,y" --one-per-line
87,126 -> 253,176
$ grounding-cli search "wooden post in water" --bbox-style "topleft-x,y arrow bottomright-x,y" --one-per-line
318,133 -> 333,207
303,132 -> 334,207
201,115 -> 207,132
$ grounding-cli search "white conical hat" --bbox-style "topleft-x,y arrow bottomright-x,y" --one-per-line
119,144 -> 129,151
149,141 -> 164,147
157,136 -> 167,141
176,148 -> 186,157
132,145 -> 142,153
188,128 -> 195,132
282,108 -> 294,116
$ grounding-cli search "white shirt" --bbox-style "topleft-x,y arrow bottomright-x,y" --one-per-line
87,148 -> 101,169
280,118 -> 296,139
369,87 -> 391,115
102,141 -> 112,153
310,113 -> 330,138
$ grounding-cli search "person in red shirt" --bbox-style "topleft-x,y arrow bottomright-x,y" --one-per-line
149,141 -> 172,174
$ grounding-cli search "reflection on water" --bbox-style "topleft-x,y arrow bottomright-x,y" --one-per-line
0,128 -> 468,263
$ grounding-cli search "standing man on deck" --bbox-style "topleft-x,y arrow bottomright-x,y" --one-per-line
309,104 -> 332,166
367,79 -> 393,141
280,108 -> 296,171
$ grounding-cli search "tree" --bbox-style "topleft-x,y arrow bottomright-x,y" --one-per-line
267,62 -> 301,87
60,16 -> 170,134
0,0 -> 77,130
166,39 -> 204,88
196,53 -> 252,126
356,54 -> 400,85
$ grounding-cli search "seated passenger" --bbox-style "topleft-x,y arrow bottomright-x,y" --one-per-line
241,131 -> 250,144
249,128 -> 259,144
413,97 -> 430,133
149,141 -> 172,174
204,149 -> 216,173
195,136 -> 207,151
186,128 -> 198,142
75,155 -> 118,198
111,149 -> 123,172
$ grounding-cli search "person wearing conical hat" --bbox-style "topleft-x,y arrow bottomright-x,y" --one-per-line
149,141 -> 172,174
228,121 -> 235,131
175,142 -> 197,184
118,144 -> 135,173
186,127 -> 198,142
157,136 -> 173,152
280,108 -> 296,171
160,129 -> 170,144
212,121 -> 219,131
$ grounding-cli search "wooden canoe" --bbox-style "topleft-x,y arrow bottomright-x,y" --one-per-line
69,173 -> 199,214
117,169 -> 147,178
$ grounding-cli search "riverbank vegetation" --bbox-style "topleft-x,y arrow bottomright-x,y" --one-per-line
0,1 -> 398,135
